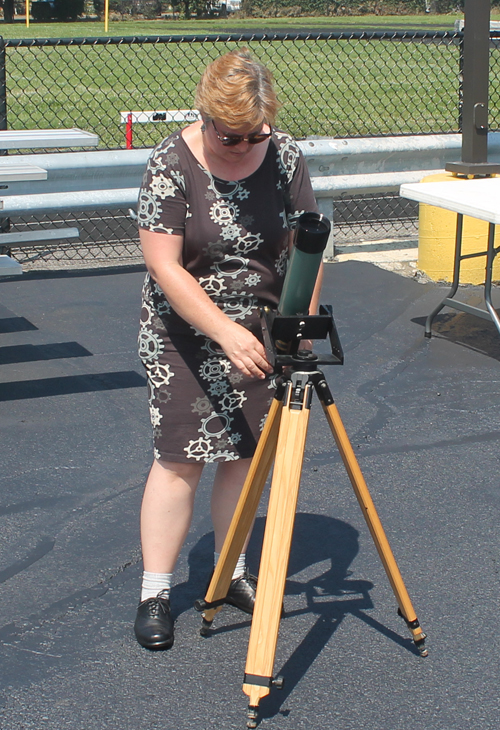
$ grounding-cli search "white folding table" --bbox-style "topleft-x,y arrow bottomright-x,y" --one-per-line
400,177 -> 500,337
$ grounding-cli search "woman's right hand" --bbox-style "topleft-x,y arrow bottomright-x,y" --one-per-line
218,321 -> 273,380
139,230 -> 273,379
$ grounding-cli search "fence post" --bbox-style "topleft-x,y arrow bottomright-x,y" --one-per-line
462,0 -> 490,164
0,37 -> 6,132
0,36 -> 9,251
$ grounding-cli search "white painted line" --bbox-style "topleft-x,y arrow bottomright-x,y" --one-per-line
336,248 -> 418,263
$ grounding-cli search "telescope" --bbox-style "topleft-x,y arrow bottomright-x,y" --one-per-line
261,211 -> 343,367
278,211 -> 330,316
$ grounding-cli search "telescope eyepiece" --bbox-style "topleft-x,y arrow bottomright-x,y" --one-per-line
294,212 -> 331,254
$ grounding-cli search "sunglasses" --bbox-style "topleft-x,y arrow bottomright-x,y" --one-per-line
211,120 -> 272,147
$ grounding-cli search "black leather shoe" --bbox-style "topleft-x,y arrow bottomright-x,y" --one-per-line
225,570 -> 257,615
134,592 -> 174,650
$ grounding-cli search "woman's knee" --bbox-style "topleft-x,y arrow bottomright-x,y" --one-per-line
152,458 -> 204,485
214,457 -> 252,486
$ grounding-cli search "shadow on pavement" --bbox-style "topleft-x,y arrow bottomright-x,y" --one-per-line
0,370 -> 146,400
171,512 -> 416,722
0,341 -> 92,365
0,316 -> 38,334
412,311 -> 500,361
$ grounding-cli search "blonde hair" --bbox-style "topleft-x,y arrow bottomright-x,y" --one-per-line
195,48 -> 280,130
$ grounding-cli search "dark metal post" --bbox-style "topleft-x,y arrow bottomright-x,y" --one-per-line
0,37 -> 9,251
462,0 -> 489,163
0,37 -> 7,132
446,0 -> 500,175
457,31 -> 464,133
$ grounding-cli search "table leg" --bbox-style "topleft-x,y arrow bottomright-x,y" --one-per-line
425,213 -> 463,338
483,223 -> 500,335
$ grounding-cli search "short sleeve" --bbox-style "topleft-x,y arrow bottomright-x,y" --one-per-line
137,133 -> 187,235
274,131 -> 319,229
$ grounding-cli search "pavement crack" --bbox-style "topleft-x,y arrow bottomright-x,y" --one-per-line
353,339 -> 427,444
0,495 -> 77,517
361,429 -> 500,457
2,643 -> 63,658
0,556 -> 142,642
0,537 -> 55,584
308,429 -> 500,467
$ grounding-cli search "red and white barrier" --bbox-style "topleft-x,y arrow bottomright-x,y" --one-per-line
120,110 -> 201,149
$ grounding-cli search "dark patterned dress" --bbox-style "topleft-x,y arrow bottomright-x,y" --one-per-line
137,128 -> 318,463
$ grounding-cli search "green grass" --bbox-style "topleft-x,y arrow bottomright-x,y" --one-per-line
2,13 -> 492,40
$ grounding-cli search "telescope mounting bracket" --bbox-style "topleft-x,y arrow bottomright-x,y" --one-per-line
260,304 -> 344,370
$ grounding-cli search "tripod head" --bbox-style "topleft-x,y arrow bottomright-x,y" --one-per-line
260,304 -> 344,371
261,211 -> 343,371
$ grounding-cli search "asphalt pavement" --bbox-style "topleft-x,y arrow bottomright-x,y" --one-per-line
1,261 -> 500,730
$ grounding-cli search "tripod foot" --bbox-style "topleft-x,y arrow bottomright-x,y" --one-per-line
247,706 -> 259,729
200,617 -> 213,637
195,597 -> 224,636
414,634 -> 428,657
398,608 -> 428,657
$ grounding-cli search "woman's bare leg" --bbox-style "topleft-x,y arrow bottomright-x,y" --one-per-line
211,457 -> 254,553
140,459 -> 204,573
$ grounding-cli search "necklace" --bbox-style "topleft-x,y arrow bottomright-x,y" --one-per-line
201,166 -> 245,200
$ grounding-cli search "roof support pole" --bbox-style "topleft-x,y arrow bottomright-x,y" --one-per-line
447,0 -> 500,175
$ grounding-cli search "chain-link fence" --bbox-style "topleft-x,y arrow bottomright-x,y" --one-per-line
2,30 -> 500,268
3,31 -> 476,147
6,209 -> 141,269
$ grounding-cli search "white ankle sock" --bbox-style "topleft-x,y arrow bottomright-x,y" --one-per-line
214,552 -> 246,580
141,570 -> 173,602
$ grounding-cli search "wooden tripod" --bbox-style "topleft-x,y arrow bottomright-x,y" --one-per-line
195,314 -> 427,729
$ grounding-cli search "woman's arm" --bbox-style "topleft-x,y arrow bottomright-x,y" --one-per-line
140,228 -> 273,380
308,260 -> 324,316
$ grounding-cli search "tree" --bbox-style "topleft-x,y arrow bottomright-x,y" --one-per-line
181,0 -> 211,17
54,0 -> 85,18
2,0 -> 15,23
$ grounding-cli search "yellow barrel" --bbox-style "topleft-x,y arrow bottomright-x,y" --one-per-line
418,172 -> 500,284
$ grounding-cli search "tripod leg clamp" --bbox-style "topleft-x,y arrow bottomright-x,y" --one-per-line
244,673 -> 284,690
194,597 -> 226,612
244,673 -> 272,688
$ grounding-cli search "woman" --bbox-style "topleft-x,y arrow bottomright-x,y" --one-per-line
135,48 -> 321,650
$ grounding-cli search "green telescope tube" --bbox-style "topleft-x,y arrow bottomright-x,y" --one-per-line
277,211 -> 331,316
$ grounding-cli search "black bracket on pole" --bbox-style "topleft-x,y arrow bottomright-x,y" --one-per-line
446,0 -> 500,176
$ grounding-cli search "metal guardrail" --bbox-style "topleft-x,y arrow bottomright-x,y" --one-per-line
2,133 -> 500,215
3,133 -> 500,262
0,148 -> 150,199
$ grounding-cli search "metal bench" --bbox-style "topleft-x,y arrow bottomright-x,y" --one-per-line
0,128 -> 98,275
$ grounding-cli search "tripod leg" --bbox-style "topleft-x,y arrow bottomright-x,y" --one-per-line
318,389 -> 427,657
195,395 -> 283,631
243,376 -> 313,725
